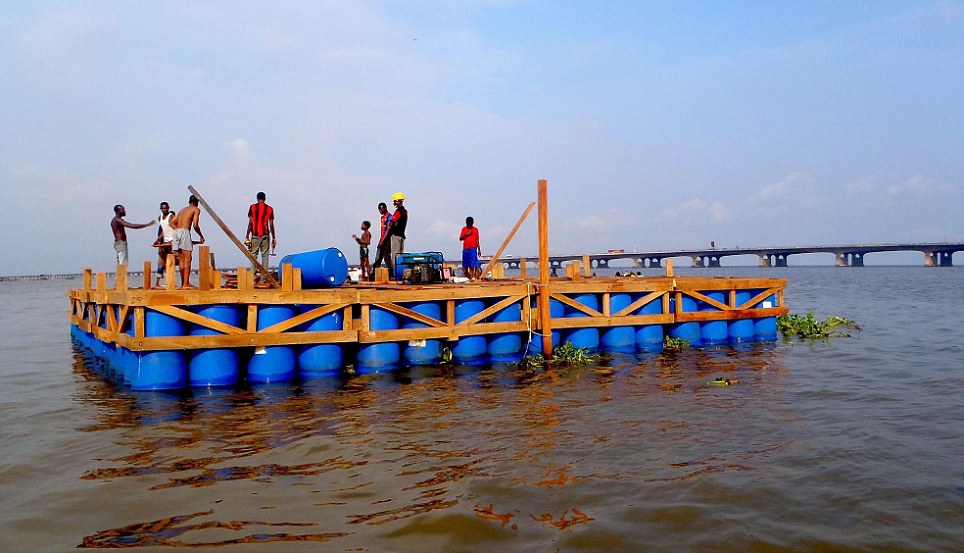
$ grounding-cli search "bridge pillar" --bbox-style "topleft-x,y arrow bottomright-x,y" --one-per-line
633,258 -> 644,268
774,255 -> 788,267
924,252 -> 937,267
597,259 -> 609,269
758,254 -> 771,267
835,253 -> 849,267
851,253 -> 864,267
708,256 -> 721,268
692,256 -> 703,268
939,252 -> 954,267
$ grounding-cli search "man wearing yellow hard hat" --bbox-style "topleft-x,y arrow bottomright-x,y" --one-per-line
384,192 -> 408,278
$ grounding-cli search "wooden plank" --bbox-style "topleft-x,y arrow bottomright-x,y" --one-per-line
198,245 -> 211,291
678,289 -> 730,311
281,262 -> 293,292
96,272 -> 106,291
537,179 -> 552,356
582,254 -> 591,277
613,290 -> 667,317
479,201 -> 535,280
549,293 -> 604,317
370,302 -> 447,328
143,261 -> 152,290
247,305 -> 258,332
120,330 -> 360,351
519,258 -> 527,280
165,253 -> 176,290
134,306 -> 145,338
151,305 -> 246,334
259,303 -> 349,334
188,184 -> 281,287
454,295 -> 524,326
83,268 -> 93,291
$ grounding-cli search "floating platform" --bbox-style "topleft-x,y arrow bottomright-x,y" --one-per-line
68,257 -> 788,390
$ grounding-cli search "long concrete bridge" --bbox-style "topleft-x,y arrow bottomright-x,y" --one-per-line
487,242 -> 962,269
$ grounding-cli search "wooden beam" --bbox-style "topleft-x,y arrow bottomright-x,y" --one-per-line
187,184 -> 280,288
538,179 -> 552,358
143,261 -> 152,290
479,201 -> 535,280
198,245 -> 211,291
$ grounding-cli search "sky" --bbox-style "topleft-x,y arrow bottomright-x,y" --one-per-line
1,0 -> 962,275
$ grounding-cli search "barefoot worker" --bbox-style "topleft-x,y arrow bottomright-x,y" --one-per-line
110,204 -> 155,266
170,194 -> 204,289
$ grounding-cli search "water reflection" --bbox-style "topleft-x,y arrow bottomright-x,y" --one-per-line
71,341 -> 792,548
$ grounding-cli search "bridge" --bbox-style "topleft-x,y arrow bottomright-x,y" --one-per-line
485,242 -> 963,270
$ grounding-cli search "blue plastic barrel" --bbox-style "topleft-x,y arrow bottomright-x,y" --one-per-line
488,301 -> 523,362
635,293 -> 664,351
402,302 -> 442,366
728,290 -> 754,342
297,307 -> 344,378
279,248 -> 348,288
189,305 -> 241,387
126,310 -> 187,390
754,292 -> 778,341
356,307 -> 400,372
669,296 -> 702,346
601,293 -> 635,353
247,305 -> 296,383
699,291 -> 728,345
527,298 -> 564,356
563,294 -> 599,351
451,299 -> 487,364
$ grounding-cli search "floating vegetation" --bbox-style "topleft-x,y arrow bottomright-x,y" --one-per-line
777,311 -> 860,339
517,341 -> 599,370
440,347 -> 453,364
663,336 -> 690,352
708,377 -> 739,387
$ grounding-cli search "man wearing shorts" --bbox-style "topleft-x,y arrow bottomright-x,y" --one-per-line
459,216 -> 482,280
110,204 -> 155,266
170,195 -> 204,289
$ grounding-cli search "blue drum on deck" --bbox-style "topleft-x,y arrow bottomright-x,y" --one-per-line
488,301 -> 523,362
452,299 -> 487,364
754,292 -> 778,341
635,293 -> 664,351
247,305 -> 296,383
527,298 -> 563,356
129,310 -> 187,390
563,293 -> 599,351
189,305 -> 241,387
601,293 -> 635,352
699,291 -> 728,345
356,307 -> 400,372
728,290 -> 754,342
669,296 -> 702,346
280,248 -> 349,288
298,306 -> 344,378
402,302 -> 442,366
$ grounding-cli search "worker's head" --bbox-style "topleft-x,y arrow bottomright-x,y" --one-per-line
392,192 -> 405,203
378,202 -> 387,213
159,202 -> 169,213
257,192 -> 266,201
189,194 -> 199,206
465,216 -> 474,227
113,204 -> 125,215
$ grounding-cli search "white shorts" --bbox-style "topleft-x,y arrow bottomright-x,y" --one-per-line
172,228 -> 192,251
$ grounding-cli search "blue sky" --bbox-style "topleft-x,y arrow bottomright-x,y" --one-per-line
1,0 -> 962,275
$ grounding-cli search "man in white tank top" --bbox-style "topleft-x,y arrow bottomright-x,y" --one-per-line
154,201 -> 175,287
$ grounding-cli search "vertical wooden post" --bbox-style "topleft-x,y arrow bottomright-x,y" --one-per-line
519,258 -> 527,280
237,267 -> 249,290
293,268 -> 302,291
281,262 -> 293,291
165,253 -> 176,290
665,259 -> 674,277
83,268 -> 93,291
582,254 -> 591,277
198,246 -> 212,291
143,261 -> 152,289
96,273 -> 107,291
538,179 -> 552,358
115,264 -> 128,291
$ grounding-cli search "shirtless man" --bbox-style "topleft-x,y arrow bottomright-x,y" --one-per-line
169,195 -> 205,289
111,204 -> 155,266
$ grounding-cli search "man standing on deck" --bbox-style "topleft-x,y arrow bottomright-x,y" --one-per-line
153,201 -> 175,287
111,204 -> 155,266
245,192 -> 276,284
170,195 -> 204,289
385,192 -> 408,278
370,202 -> 392,280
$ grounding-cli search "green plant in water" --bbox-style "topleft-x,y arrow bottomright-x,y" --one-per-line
440,347 -> 453,364
517,341 -> 599,370
663,336 -> 690,352
777,310 -> 859,339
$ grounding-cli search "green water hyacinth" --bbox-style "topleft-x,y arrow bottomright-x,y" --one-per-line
518,341 -> 599,370
663,336 -> 690,352
777,311 -> 860,339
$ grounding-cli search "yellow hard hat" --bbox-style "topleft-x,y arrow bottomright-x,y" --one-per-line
392,192 -> 406,201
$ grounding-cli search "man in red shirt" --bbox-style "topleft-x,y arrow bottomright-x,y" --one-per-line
459,216 -> 481,280
245,192 -> 276,283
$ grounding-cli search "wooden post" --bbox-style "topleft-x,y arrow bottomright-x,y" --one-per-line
143,261 -> 152,289
115,264 -> 128,291
665,259 -> 674,277
374,267 -> 390,284
83,268 -> 93,291
582,254 -> 591,277
538,179 -> 552,358
519,258 -> 527,280
165,253 -> 176,291
96,272 -> 106,291
199,245 -> 212,291
187,185 -> 280,288
478,201 -> 535,281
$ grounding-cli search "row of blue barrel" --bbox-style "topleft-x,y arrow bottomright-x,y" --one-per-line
70,289 -> 776,391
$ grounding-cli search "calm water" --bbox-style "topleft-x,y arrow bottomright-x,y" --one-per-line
1,267 -> 962,552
